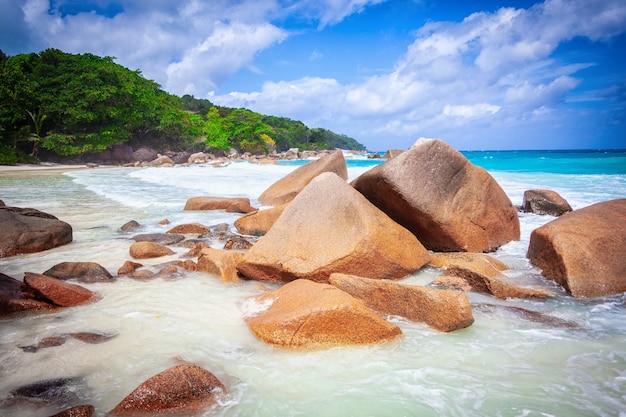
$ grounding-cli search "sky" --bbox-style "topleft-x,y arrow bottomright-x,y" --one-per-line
1,0 -> 625,151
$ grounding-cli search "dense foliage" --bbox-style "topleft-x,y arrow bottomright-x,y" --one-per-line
0,49 -> 364,164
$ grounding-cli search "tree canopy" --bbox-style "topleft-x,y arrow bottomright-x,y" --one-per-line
0,49 -> 365,164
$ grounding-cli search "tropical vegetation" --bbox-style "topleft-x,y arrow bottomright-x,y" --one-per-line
0,49 -> 365,164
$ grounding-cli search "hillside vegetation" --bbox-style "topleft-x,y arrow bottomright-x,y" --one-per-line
0,49 -> 365,164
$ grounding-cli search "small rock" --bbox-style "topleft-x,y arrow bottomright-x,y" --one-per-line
129,242 -> 175,259
522,189 -> 572,216
43,262 -> 113,283
131,233 -> 185,245
23,273 -> 97,307
109,364 -> 225,416
120,220 -> 141,232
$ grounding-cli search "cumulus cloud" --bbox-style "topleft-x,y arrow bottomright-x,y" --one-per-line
211,0 -> 626,149
165,21 -> 286,94
16,0 -> 286,92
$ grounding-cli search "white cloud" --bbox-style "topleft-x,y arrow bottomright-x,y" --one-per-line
443,103 -> 501,118
211,0 -> 626,149
165,21 -> 286,95
18,0 -> 285,92
282,0 -> 386,27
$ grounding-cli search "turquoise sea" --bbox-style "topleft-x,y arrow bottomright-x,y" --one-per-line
1,149 -> 625,416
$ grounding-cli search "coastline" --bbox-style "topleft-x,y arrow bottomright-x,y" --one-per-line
0,163 -> 114,175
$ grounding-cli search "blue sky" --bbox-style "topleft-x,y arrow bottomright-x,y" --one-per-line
1,0 -> 624,151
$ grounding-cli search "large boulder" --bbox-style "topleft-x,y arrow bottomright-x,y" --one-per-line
237,172 -> 430,284
522,189 -> 572,216
23,272 -> 97,307
351,138 -> 520,252
429,252 -> 551,299
43,262 -> 113,283
184,197 -> 256,214
233,204 -> 288,236
243,279 -> 402,349
0,206 -> 73,258
329,273 -> 474,332
258,150 -> 348,206
109,364 -> 225,416
527,199 -> 626,298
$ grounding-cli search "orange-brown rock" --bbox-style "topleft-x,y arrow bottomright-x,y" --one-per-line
197,247 -> 243,282
0,206 -> 73,258
166,222 -> 211,235
183,197 -> 256,214
183,242 -> 210,258
131,233 -> 184,245
237,172 -> 430,284
23,272 -> 97,307
382,149 -> 404,158
118,260 -> 144,275
233,204 -> 287,236
43,261 -> 113,283
431,275 -> 473,292
329,273 -> 473,332
244,279 -> 402,349
223,237 -> 253,250
1,272 -> 58,316
50,405 -> 95,417
129,241 -> 175,259
258,150 -> 348,206
429,252 -> 551,299
351,138 -> 520,252
109,364 -> 225,415
522,189 -> 572,216
527,199 -> 626,298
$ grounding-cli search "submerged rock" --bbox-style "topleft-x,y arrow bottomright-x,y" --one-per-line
50,405 -> 95,417
522,189 -> 572,216
0,206 -> 73,258
9,377 -> 86,405
244,279 -> 402,349
109,364 -> 225,416
258,149 -> 348,206
527,198 -> 626,298
329,273 -> 474,332
351,138 -> 520,252
237,172 -> 430,283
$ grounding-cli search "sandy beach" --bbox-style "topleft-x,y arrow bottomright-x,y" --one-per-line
0,163 -> 111,175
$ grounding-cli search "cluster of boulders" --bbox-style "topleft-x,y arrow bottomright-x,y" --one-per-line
80,142 -> 359,168
2,137 -> 625,416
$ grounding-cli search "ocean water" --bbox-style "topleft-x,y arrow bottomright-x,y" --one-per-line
1,150 -> 625,417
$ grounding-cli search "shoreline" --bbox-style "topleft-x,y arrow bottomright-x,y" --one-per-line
0,163 -> 116,175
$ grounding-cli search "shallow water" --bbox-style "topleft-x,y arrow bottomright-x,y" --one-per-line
1,155 -> 625,417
